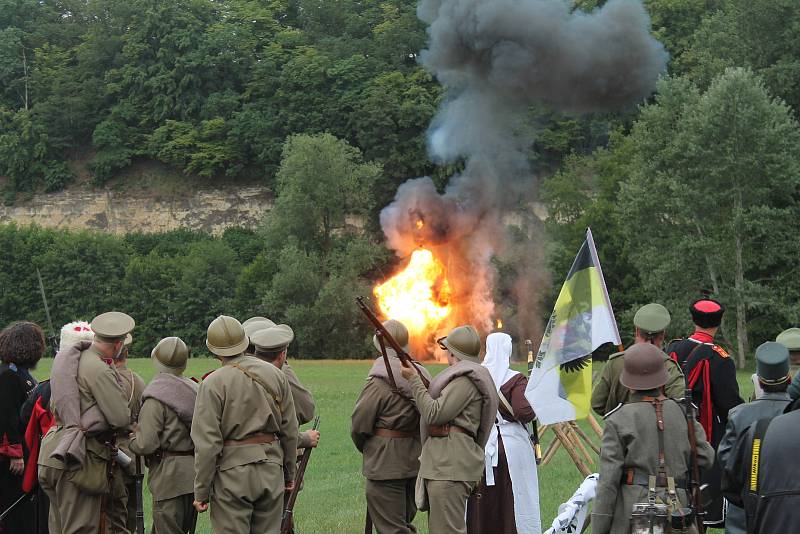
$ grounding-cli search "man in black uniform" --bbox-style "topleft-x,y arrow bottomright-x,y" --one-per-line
667,297 -> 743,528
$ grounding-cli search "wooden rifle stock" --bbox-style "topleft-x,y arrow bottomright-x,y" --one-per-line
684,389 -> 706,534
355,296 -> 430,388
525,339 -> 542,464
280,415 -> 321,534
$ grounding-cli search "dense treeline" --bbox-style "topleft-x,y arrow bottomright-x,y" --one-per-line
0,133 -> 388,358
1,0 -> 799,365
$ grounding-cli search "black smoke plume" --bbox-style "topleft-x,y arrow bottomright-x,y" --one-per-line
380,0 -> 667,346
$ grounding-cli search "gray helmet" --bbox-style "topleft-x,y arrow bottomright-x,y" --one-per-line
206,315 -> 248,357
373,319 -> 410,354
152,337 -> 189,375
439,325 -> 481,363
620,343 -> 668,391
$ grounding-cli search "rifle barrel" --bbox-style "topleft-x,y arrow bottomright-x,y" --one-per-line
356,297 -> 430,387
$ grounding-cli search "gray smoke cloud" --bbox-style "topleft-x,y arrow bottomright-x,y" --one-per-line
380,0 -> 667,347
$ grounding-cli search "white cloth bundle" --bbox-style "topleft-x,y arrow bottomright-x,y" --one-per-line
545,473 -> 599,534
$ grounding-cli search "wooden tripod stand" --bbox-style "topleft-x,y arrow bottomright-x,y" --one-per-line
538,413 -> 603,477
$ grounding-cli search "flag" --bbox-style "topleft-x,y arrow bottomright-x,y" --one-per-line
525,228 -> 620,424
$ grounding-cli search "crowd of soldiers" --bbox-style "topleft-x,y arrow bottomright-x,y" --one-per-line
2,296 -> 800,534
591,298 -> 800,534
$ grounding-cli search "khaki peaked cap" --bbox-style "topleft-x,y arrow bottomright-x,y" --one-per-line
242,316 -> 276,328
441,325 -> 481,363
206,315 -> 248,357
620,343 -> 668,391
633,303 -> 670,334
373,319 -> 410,354
776,328 -> 800,351
251,324 -> 294,351
244,319 -> 276,339
91,311 -> 135,341
152,336 -> 189,375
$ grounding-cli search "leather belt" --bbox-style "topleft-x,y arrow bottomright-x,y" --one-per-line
159,450 -> 194,458
624,469 -> 686,489
223,433 -> 278,447
374,428 -> 416,438
427,424 -> 471,438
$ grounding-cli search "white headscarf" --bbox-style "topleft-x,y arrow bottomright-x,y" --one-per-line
483,332 -> 520,390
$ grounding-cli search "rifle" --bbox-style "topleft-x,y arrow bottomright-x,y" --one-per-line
188,506 -> 198,534
0,493 -> 30,522
684,388 -> 706,534
134,455 -> 145,534
525,339 -> 542,464
35,267 -> 59,354
355,296 -> 430,388
280,415 -> 321,534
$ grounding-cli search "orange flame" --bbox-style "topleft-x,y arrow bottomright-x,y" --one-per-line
496,318 -> 503,329
374,248 -> 451,337
415,219 -> 425,230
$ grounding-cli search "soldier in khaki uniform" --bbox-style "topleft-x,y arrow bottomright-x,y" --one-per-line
191,315 -> 298,534
38,311 -> 135,534
351,319 -> 431,534
113,333 -> 146,534
400,325 -> 498,534
250,324 -> 320,449
592,344 -> 715,534
128,337 -> 198,534
592,303 -> 684,417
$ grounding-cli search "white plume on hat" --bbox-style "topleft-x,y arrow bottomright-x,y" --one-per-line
59,321 -> 94,352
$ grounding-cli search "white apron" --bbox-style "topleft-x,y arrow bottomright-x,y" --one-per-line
484,415 -> 542,534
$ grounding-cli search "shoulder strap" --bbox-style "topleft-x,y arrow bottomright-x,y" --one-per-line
498,390 -> 514,415
749,418 -> 772,494
228,362 -> 282,407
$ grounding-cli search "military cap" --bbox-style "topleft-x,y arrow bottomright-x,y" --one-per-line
755,341 -> 790,385
438,325 -> 481,363
244,319 -> 276,339
242,316 -> 276,328
152,337 -> 189,376
373,319 -> 410,354
633,303 -> 671,334
251,324 -> 294,352
620,343 -> 668,391
90,311 -> 135,341
776,328 -> 800,351
689,298 -> 724,328
206,315 -> 248,357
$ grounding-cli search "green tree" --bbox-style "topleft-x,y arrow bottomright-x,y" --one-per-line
618,69 -> 800,367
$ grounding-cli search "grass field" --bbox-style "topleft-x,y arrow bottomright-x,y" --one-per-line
32,358 -> 755,533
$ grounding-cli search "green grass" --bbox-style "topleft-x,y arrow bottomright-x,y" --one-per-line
32,359 -> 757,533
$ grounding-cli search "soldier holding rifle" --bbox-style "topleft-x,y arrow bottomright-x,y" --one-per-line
128,337 -> 198,534
399,325 -> 498,534
351,318 -> 431,534
592,343 -> 714,534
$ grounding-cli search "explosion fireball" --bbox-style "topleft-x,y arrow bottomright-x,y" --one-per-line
374,248 -> 452,338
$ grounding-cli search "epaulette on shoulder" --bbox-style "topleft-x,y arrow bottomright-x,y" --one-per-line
603,403 -> 623,419
712,345 -> 729,358
667,338 -> 684,349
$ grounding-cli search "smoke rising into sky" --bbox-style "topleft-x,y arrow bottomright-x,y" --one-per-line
380,0 -> 667,344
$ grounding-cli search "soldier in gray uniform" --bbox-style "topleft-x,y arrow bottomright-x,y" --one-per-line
592,303 -> 685,417
592,343 -> 714,534
718,342 -> 792,534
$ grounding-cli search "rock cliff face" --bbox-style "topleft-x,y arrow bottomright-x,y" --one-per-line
0,185 -> 273,234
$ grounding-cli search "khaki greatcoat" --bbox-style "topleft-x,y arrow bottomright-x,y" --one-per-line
38,344 -> 131,534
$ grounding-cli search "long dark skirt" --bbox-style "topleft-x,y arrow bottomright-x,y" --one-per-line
466,435 -> 517,534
